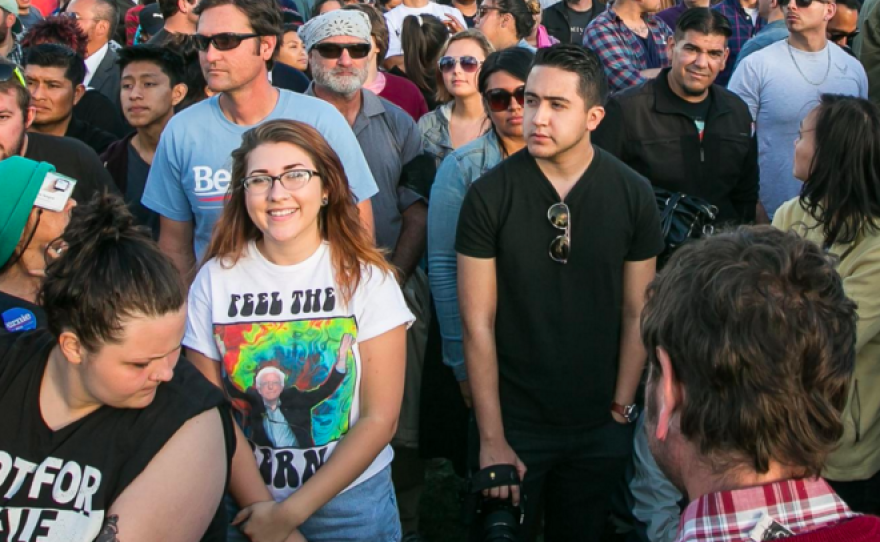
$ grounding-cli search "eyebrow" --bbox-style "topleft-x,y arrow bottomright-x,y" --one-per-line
129,343 -> 182,363
524,92 -> 571,103
248,163 -> 307,175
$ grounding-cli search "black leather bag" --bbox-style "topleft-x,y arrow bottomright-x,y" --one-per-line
654,188 -> 718,266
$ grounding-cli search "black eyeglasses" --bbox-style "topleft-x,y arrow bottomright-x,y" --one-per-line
827,29 -> 859,43
193,32 -> 262,52
438,55 -> 482,74
548,203 -> 570,264
242,169 -> 319,194
484,86 -> 525,112
778,0 -> 830,8
0,64 -> 26,88
313,43 -> 372,59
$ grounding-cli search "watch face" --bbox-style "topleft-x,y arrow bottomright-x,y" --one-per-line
624,405 -> 639,422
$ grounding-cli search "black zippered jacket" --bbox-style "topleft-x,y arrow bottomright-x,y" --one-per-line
593,69 -> 759,224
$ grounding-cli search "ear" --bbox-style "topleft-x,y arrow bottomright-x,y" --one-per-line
260,35 -> 278,61
653,346 -> 683,442
667,35 -> 675,50
24,105 -> 36,129
178,0 -> 190,13
826,2 -> 836,19
58,331 -> 86,366
586,104 -> 605,132
73,84 -> 86,105
171,82 -> 188,107
98,19 -> 111,39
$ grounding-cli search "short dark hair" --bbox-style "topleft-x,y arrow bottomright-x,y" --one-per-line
118,45 -> 186,87
20,15 -> 89,57
194,0 -> 282,68
92,0 -> 119,39
343,3 -> 387,64
532,44 -> 607,107
478,46 -> 534,94
23,44 -> 86,87
40,193 -> 186,352
164,34 -> 208,111
0,59 -> 30,114
495,0 -> 535,39
643,226 -> 857,477
673,8 -> 732,42
800,94 -> 880,246
158,0 -> 193,19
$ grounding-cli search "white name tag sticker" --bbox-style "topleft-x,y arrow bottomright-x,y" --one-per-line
34,172 -> 77,212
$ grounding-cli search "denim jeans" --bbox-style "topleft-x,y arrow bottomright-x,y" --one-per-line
227,465 -> 402,542
471,417 -> 633,542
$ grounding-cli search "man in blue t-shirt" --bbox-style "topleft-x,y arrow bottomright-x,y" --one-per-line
142,0 -> 378,282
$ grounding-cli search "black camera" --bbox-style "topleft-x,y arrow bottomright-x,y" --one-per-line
463,464 -> 524,541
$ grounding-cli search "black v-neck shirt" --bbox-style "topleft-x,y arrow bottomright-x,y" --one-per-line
456,147 -> 664,428
0,331 -> 232,541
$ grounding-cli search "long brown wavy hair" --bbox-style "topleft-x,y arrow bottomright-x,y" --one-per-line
202,120 -> 394,305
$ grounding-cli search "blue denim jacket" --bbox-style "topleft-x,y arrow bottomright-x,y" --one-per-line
418,103 -> 454,168
427,132 -> 504,381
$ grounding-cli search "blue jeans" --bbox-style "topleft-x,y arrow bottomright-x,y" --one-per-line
227,465 -> 401,542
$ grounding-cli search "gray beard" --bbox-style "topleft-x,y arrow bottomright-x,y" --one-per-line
312,63 -> 367,97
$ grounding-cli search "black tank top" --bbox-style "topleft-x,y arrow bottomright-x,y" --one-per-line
0,330 -> 233,541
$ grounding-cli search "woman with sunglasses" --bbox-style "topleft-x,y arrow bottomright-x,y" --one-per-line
0,157 -> 76,333
397,13 -> 449,110
418,29 -> 494,167
184,120 -> 413,542
773,94 -> 880,516
0,158 -> 234,541
523,0 -> 560,48
427,48 -> 533,403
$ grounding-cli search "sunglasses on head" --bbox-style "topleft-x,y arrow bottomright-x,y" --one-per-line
438,56 -> 482,74
0,64 -> 26,88
484,86 -> 525,112
192,32 -> 261,52
312,43 -> 372,59
778,0 -> 830,8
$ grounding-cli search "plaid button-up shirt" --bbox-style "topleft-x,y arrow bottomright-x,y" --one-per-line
677,478 -> 856,542
5,38 -> 23,67
583,8 -> 672,93
713,0 -> 765,85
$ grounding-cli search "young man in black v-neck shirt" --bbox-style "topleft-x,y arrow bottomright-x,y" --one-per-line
594,9 -> 760,225
456,44 -> 664,541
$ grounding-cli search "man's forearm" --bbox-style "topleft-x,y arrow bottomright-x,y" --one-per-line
391,202 -> 427,282
163,247 -> 197,286
229,423 -> 273,507
615,314 -> 647,406
464,328 -> 505,442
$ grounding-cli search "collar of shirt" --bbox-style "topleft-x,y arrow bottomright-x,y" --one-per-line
677,478 -> 856,542
84,42 -> 109,87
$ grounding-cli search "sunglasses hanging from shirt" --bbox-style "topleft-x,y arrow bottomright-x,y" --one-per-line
548,202 -> 571,264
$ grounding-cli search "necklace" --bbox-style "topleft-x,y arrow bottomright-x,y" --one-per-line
786,39 -> 831,86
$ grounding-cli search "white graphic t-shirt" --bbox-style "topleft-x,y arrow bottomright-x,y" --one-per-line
184,241 -> 414,501
384,3 -> 467,58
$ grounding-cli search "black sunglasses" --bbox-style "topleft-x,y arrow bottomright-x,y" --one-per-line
313,43 -> 372,59
778,0 -> 830,8
827,29 -> 860,43
438,55 -> 482,74
484,86 -> 525,112
193,32 -> 261,52
548,203 -> 570,264
0,64 -> 26,88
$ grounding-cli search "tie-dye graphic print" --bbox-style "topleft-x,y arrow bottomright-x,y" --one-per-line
214,317 -> 358,448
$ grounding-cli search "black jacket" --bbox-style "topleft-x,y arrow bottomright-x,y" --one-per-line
89,45 -> 121,112
593,69 -> 759,224
543,0 -> 605,45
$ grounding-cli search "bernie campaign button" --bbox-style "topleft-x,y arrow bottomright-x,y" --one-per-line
3,307 -> 37,333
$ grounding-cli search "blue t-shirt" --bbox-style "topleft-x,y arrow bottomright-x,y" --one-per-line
142,90 -> 379,258
637,33 -> 662,69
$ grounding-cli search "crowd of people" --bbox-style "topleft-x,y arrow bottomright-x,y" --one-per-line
0,0 -> 879,538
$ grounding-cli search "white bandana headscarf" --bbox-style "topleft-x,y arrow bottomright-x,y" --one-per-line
299,10 -> 372,52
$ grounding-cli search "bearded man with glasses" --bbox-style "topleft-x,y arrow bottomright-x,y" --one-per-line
141,0 -> 378,285
729,0 -> 867,218
456,44 -> 664,542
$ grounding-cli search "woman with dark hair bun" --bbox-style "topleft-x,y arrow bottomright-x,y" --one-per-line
397,13 -> 449,110
0,157 -> 234,542
427,47 -> 533,403
185,120 -> 412,541
774,94 -> 880,515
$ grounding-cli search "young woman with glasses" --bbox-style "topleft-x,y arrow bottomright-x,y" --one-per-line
427,47 -> 533,404
774,94 -> 880,515
184,120 -> 413,542
418,29 -> 494,167
0,158 -> 233,542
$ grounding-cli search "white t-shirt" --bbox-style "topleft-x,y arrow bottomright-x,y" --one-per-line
384,3 -> 467,58
184,241 -> 414,501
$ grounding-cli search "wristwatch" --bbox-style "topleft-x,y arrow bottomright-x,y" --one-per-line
611,401 -> 639,423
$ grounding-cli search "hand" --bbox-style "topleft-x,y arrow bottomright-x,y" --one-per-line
458,380 -> 473,409
479,438 -> 527,506
444,14 -> 464,33
232,501 -> 297,542
284,530 -> 308,542
335,333 -> 354,372
611,410 -> 629,425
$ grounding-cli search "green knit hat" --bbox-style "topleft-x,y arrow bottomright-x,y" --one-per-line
0,157 -> 57,268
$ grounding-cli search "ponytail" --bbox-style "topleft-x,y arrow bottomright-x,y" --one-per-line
401,14 -> 449,97
40,193 -> 185,351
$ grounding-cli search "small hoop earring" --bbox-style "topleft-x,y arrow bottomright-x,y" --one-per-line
322,196 -> 329,206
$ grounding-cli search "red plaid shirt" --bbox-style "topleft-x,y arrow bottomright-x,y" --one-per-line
676,478 -> 855,541
583,8 -> 672,93
712,0 -> 765,85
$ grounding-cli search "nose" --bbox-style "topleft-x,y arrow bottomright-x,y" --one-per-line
268,176 -> 291,200
530,102 -> 549,126
337,49 -> 353,67
151,356 -> 175,383
203,42 -> 223,63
